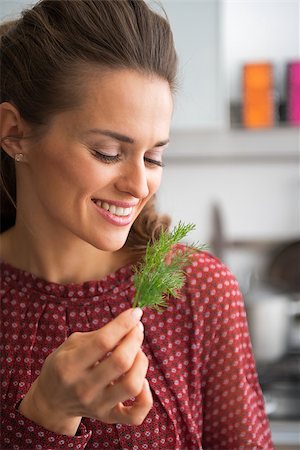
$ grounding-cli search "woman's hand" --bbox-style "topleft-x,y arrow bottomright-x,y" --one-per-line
18,308 -> 152,436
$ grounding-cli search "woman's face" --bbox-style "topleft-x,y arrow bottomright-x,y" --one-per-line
22,69 -> 173,251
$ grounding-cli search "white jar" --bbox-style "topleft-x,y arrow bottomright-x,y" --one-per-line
245,290 -> 290,363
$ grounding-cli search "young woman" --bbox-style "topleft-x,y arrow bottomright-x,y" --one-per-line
0,1 -> 274,449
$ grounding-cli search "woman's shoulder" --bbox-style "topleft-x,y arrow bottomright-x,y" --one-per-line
172,243 -> 236,282
190,250 -> 235,282
172,243 -> 241,302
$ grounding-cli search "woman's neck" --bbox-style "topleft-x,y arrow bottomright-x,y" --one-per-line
0,225 -> 131,284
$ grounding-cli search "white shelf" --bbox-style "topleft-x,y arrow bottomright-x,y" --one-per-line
166,127 -> 300,163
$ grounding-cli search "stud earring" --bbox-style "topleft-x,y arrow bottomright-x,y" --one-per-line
15,153 -> 24,162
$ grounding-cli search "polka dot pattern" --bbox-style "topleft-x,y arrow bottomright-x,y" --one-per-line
0,249 -> 274,449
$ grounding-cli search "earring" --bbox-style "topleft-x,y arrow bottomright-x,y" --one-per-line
15,153 -> 24,162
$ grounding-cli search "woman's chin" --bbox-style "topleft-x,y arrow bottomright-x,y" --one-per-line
92,234 -> 128,253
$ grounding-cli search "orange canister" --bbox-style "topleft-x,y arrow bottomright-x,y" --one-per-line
242,62 -> 274,128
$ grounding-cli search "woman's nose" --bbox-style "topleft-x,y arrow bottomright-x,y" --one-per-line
115,159 -> 149,199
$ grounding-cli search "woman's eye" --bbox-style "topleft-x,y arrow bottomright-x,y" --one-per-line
91,150 -> 120,163
144,157 -> 164,168
90,149 -> 164,167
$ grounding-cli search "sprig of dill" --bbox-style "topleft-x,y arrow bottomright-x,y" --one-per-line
132,221 -> 206,310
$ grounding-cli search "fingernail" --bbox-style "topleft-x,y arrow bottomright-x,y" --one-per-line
138,321 -> 144,332
131,307 -> 143,321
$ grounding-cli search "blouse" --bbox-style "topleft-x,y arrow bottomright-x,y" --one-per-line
0,249 -> 274,449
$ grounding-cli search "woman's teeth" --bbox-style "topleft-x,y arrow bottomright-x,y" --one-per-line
93,200 -> 132,217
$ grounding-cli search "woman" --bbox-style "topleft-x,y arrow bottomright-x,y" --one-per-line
0,1 -> 273,449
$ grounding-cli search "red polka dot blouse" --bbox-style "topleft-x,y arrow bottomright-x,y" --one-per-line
0,250 -> 274,449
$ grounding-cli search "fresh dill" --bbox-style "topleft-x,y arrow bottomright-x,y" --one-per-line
132,221 -> 206,310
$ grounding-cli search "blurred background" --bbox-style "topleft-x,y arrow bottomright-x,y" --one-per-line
1,0 -> 300,448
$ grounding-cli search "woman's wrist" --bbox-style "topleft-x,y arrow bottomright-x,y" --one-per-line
18,381 -> 82,437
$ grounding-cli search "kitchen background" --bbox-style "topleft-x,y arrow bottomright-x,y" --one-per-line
1,0 -> 299,448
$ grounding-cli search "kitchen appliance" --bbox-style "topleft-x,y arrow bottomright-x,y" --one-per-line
245,288 -> 291,363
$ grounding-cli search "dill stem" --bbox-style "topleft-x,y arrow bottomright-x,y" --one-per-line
132,274 -> 144,308
132,291 -> 140,308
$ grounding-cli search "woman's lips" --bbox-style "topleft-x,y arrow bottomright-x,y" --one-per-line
91,199 -> 134,226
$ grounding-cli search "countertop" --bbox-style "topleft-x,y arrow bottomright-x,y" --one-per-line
270,420 -> 300,448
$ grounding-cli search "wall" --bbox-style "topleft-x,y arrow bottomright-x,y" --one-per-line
0,0 -> 34,20
158,0 -> 225,130
158,159 -> 299,243
157,0 -> 300,250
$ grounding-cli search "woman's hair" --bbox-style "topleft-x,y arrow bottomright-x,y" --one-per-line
0,0 -> 177,258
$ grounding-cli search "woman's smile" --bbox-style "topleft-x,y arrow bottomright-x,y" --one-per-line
91,198 -> 136,227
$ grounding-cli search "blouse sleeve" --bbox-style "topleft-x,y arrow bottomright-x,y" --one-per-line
200,261 -> 274,449
1,400 -> 92,450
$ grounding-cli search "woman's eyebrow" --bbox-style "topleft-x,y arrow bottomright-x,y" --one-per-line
83,128 -> 170,147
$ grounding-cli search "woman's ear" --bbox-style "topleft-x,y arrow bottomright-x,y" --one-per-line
0,102 -> 28,161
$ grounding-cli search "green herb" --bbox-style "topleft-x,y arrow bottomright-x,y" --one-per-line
132,221 -> 206,310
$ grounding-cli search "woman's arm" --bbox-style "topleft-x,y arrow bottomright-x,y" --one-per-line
1,404 -> 91,450
201,267 -> 274,449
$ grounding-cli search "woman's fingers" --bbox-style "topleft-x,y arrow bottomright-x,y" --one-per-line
65,308 -> 143,370
103,349 -> 149,407
73,323 -> 144,407
109,378 -> 153,426
61,321 -> 145,411
90,323 -> 144,388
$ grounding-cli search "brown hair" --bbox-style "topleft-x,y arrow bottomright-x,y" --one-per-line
0,0 -> 177,258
